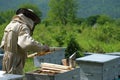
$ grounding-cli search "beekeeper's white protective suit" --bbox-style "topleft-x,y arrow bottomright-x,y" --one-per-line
0,9 -> 50,74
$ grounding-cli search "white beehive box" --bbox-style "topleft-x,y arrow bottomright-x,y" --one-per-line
106,52 -> 120,76
76,54 -> 120,80
0,71 -> 24,80
25,68 -> 80,80
34,47 -> 66,67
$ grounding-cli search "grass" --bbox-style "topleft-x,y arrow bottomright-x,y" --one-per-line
24,58 -> 39,73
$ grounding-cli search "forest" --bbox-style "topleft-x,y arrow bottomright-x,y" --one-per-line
0,0 -> 120,19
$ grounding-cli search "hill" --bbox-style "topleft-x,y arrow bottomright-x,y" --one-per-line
0,0 -> 49,19
78,0 -> 120,18
0,0 -> 120,19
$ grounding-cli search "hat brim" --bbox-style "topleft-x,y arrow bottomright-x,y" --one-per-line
16,8 -> 40,24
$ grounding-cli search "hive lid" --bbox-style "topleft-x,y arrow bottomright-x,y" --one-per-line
0,54 -> 4,56
76,54 -> 120,63
0,71 -> 23,80
106,52 -> 120,56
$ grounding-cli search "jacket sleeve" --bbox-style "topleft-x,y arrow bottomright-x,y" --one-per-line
18,25 -> 48,52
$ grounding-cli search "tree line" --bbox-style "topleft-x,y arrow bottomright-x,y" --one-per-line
0,0 -> 120,26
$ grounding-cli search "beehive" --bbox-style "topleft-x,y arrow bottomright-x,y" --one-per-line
34,47 -> 66,67
0,72 -> 24,80
106,52 -> 120,76
25,68 -> 80,80
76,54 -> 120,80
0,54 -> 4,70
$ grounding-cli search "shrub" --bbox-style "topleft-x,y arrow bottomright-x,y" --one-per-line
65,36 -> 84,58
0,10 -> 15,24
97,14 -> 113,25
85,15 -> 99,26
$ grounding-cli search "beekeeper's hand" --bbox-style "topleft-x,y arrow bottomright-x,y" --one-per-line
42,45 -> 50,52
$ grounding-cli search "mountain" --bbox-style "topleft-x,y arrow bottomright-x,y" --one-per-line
0,0 -> 49,19
78,0 -> 120,18
0,0 -> 120,19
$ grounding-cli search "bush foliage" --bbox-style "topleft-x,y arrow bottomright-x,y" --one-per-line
65,36 -> 84,58
0,10 -> 120,53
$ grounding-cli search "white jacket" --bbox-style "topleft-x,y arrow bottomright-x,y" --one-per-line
1,14 -> 47,53
0,14 -> 48,74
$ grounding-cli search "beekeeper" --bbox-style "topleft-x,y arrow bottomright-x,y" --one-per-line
0,8 -> 50,74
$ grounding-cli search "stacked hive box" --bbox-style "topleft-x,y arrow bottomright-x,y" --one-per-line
25,68 -> 80,80
106,52 -> 120,77
0,54 -> 4,70
76,54 -> 120,80
34,47 -> 66,67
0,48 -> 4,70
0,72 -> 24,80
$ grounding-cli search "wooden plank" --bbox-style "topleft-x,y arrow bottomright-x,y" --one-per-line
27,52 -> 51,58
41,63 -> 72,70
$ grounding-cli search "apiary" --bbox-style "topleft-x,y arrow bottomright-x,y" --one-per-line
25,63 -> 80,80
76,54 -> 120,80
34,47 -> 66,67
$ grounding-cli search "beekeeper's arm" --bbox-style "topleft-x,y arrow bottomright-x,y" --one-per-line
18,25 -> 49,53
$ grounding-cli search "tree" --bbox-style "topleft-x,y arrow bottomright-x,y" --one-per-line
85,15 -> 100,26
47,0 -> 78,25
96,14 -> 112,25
0,10 -> 15,24
65,36 -> 84,58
